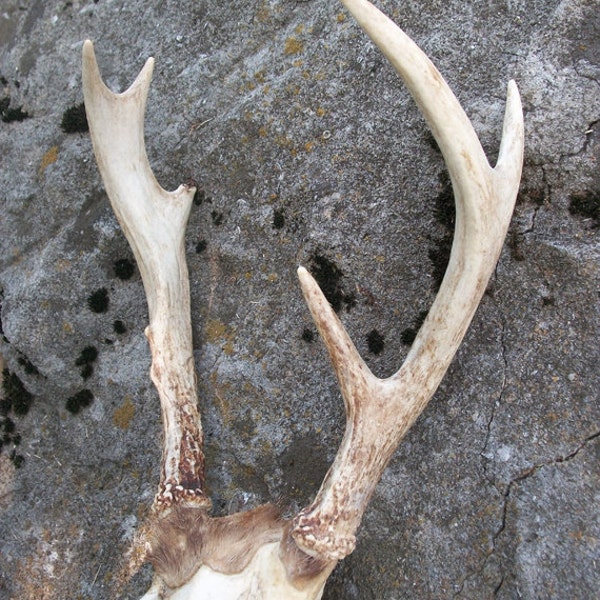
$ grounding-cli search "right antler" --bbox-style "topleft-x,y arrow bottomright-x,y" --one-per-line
291,0 -> 524,561
81,0 -> 523,597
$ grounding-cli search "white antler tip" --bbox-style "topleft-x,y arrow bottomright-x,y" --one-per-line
297,265 -> 309,280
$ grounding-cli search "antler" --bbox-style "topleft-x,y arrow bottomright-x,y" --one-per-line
291,0 -> 524,561
82,40 -> 211,513
82,39 -> 333,598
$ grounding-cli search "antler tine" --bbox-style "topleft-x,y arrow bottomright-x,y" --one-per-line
291,0 -> 524,561
82,40 -> 211,512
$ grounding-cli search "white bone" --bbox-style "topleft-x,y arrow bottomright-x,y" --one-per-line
82,40 -> 211,512
81,0 -> 523,596
291,0 -> 524,560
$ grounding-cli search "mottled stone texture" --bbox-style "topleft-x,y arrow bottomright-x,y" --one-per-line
0,1 -> 598,598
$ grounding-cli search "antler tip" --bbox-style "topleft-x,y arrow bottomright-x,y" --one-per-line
82,39 -> 96,67
297,265 -> 320,300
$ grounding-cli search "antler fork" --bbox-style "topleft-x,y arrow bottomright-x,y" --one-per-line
82,42 -> 211,514
81,0 -> 523,597
291,0 -> 524,560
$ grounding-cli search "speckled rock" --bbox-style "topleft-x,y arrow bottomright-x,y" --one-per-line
0,1 -> 598,598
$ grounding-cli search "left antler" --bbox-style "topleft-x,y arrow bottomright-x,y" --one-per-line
82,41 -> 211,513
82,39 -> 333,599
81,1 -> 523,597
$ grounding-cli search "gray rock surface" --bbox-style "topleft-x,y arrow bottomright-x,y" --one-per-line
0,0 -> 598,598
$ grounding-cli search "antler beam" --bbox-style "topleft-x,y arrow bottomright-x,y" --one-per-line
82,41 -> 211,513
291,0 -> 524,561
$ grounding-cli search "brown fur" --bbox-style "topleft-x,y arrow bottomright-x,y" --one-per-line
279,523 -> 336,588
147,504 -> 286,588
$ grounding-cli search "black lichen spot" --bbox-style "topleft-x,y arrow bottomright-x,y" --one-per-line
425,173 -> 456,290
113,319 -> 127,334
11,452 -> 24,468
309,252 -> 356,313
79,364 -> 94,380
2,369 -> 34,416
113,258 -> 135,280
366,329 -> 385,355
273,208 -> 285,229
301,328 -> 315,343
18,355 -> 39,376
568,191 -> 600,228
0,378 -> 30,467
400,310 -> 429,345
87,287 -> 109,313
0,395 -> 9,416
65,389 -> 94,414
2,417 -> 15,434
542,296 -> 555,307
428,234 -> 453,291
0,96 -> 30,123
193,188 -> 212,206
75,345 -> 98,379
211,211 -> 224,226
75,345 -> 98,366
195,240 -> 207,253
60,103 -> 88,133
434,172 -> 455,231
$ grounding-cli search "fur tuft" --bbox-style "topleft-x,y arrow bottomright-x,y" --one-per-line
147,503 -> 285,588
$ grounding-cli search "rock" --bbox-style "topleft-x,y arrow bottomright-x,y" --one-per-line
0,1 -> 598,598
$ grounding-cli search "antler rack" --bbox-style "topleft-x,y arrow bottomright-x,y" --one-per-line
81,1 -> 523,597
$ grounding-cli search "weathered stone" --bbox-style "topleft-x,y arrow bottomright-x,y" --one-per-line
0,1 -> 598,598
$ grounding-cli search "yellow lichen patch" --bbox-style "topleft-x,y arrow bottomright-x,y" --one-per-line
0,454 -> 15,510
205,318 -> 228,342
274,134 -> 294,150
285,83 -> 301,95
337,12 -> 346,22
255,2 -> 271,23
113,396 -> 135,430
212,375 -> 234,425
316,106 -> 327,117
284,36 -> 304,56
205,318 -> 237,355
39,145 -> 58,177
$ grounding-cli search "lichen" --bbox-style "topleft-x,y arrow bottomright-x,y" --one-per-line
60,102 -> 88,133
113,397 -> 135,429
